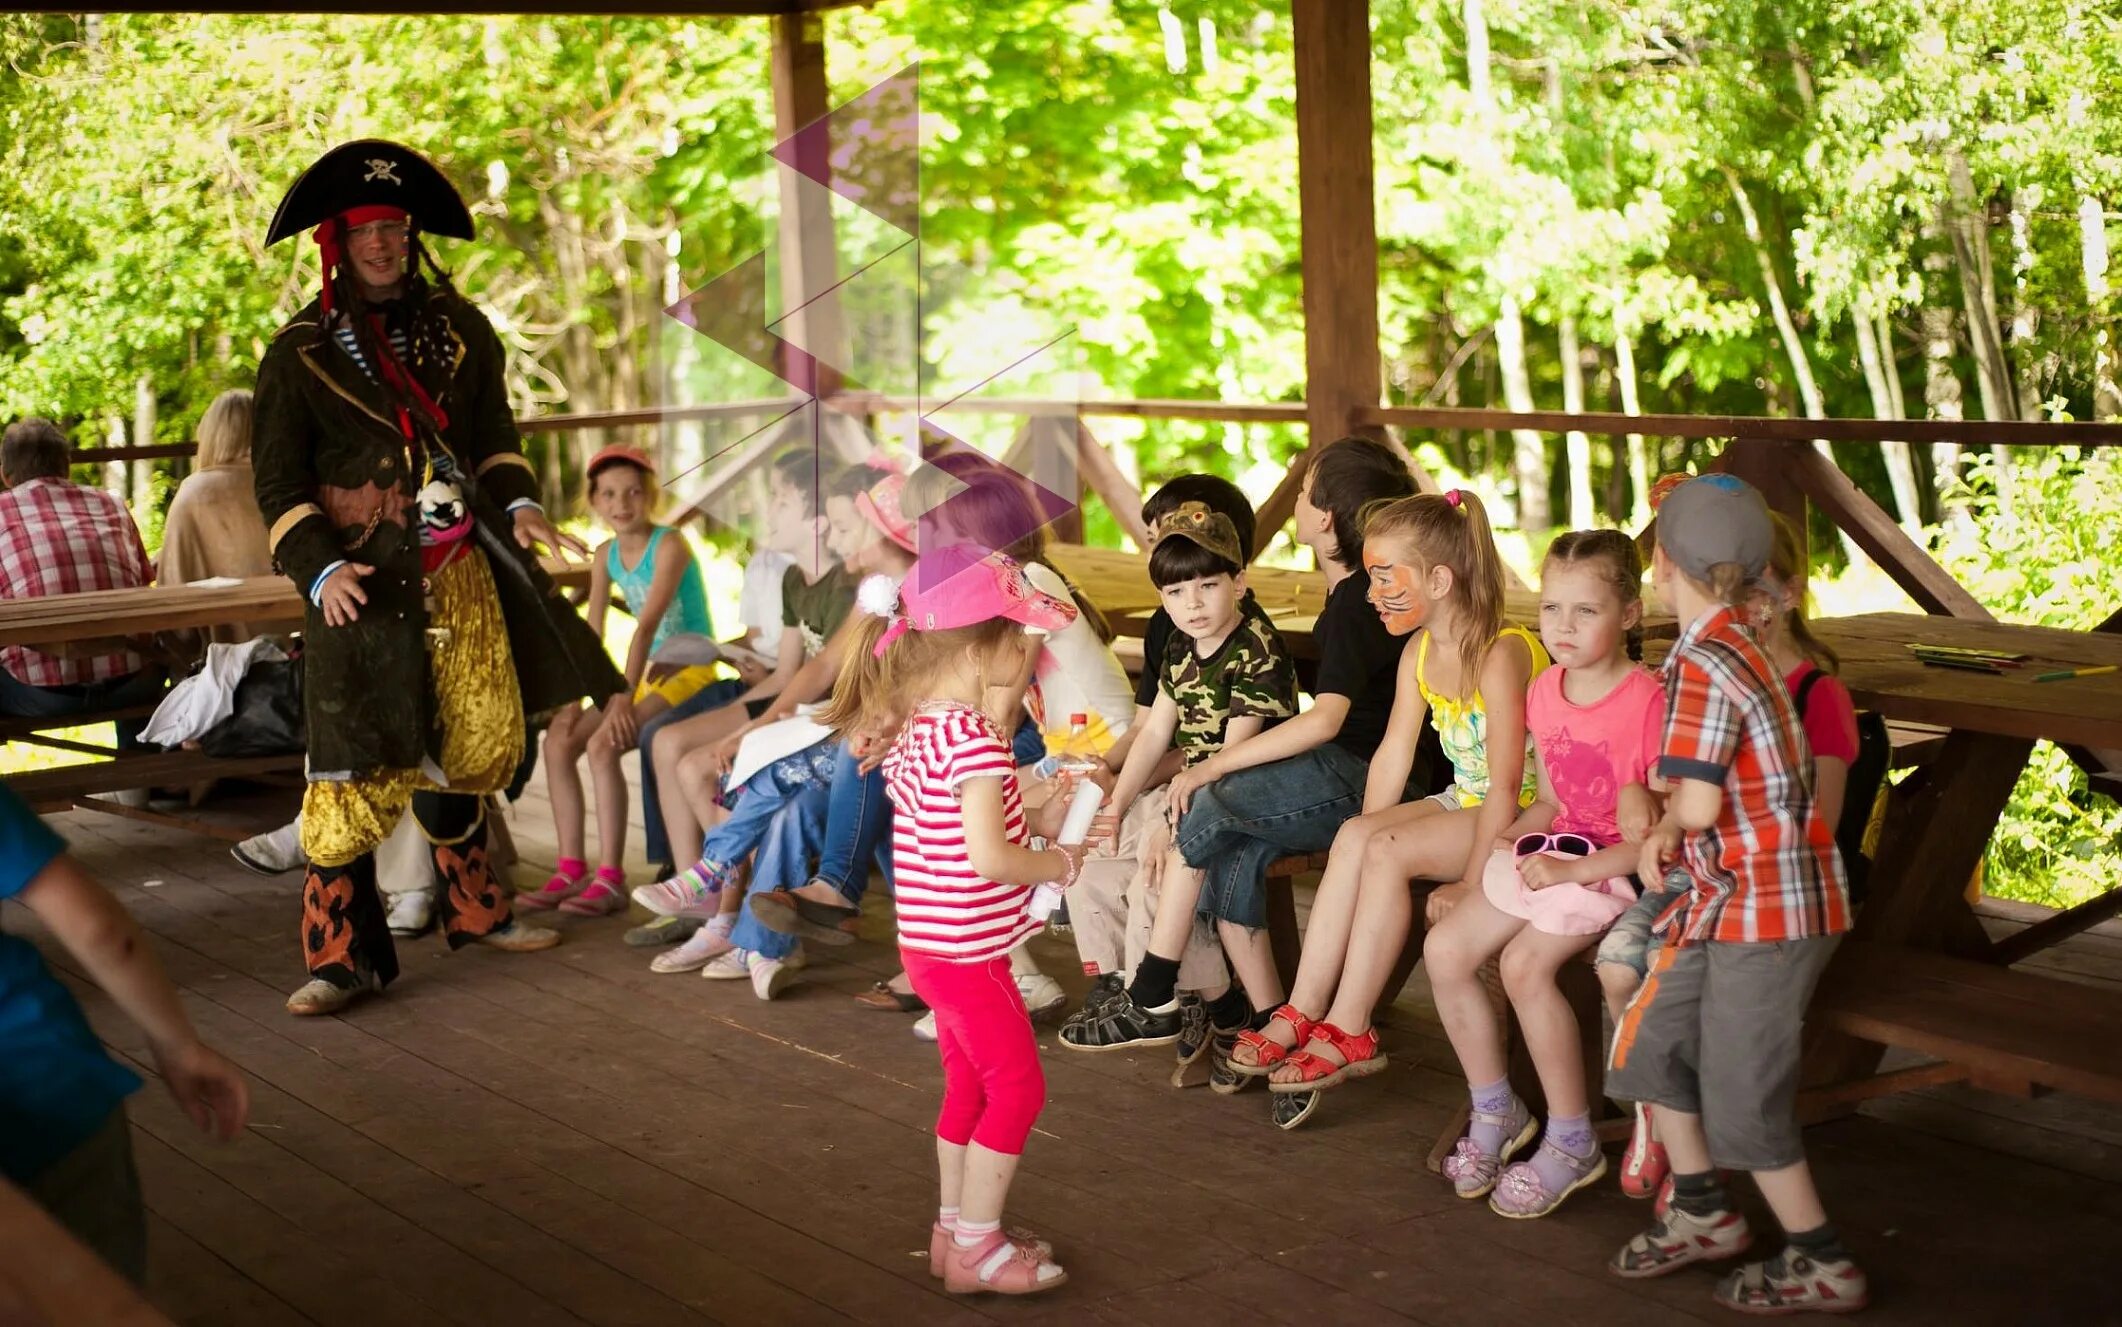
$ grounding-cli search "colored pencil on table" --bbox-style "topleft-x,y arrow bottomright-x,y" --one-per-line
2032,664 -> 2119,683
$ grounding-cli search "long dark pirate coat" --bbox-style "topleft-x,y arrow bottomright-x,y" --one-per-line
252,287 -> 623,775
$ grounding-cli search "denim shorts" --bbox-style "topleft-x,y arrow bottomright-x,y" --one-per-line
1595,882 -> 1681,977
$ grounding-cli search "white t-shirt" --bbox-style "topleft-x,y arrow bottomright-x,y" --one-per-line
739,550 -> 797,665
1024,560 -> 1134,736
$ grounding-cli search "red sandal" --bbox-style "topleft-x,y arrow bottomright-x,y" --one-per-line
1266,1022 -> 1386,1093
1227,1004 -> 1316,1077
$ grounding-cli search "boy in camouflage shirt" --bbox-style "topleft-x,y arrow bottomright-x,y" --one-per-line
1061,502 -> 1297,1051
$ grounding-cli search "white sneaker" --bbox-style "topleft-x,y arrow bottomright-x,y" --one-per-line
650,922 -> 735,974
386,891 -> 433,937
913,1010 -> 938,1042
702,947 -> 754,980
232,821 -> 305,875
750,951 -> 799,1001
1015,972 -> 1067,1021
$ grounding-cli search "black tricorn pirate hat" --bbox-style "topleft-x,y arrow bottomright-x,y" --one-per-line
264,139 -> 475,246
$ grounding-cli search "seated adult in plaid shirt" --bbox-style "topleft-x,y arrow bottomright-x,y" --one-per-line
0,418 -> 164,749
1606,475 -> 1866,1315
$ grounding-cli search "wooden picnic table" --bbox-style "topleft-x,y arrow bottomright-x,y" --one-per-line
0,560 -> 593,655
1046,541 -> 1676,659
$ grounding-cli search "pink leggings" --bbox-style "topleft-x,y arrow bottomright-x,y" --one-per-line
901,948 -> 1046,1155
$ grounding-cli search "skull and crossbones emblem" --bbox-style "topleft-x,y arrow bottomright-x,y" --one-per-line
362,158 -> 403,186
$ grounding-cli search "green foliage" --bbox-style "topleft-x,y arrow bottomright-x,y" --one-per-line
1930,449 -> 2122,907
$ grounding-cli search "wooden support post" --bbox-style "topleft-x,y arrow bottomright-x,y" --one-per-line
1073,420 -> 1152,549
1268,0 -> 1385,550
1784,443 -> 1991,619
1713,437 -> 1808,537
769,12 -> 845,399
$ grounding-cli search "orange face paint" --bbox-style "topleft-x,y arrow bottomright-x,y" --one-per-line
1365,559 -> 1429,636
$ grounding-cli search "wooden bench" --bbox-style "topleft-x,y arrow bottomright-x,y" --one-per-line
6,749 -> 304,841
1806,940 -> 2122,1106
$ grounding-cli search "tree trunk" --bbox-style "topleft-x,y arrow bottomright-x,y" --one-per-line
2081,194 -> 2120,419
1725,171 -> 1859,560
1854,307 -> 1921,529
1495,295 -> 1549,528
1613,320 -> 1651,527
130,373 -> 156,518
1462,0 -> 1546,529
1559,314 -> 1592,528
1919,270 -> 1968,520
1944,151 -> 2016,495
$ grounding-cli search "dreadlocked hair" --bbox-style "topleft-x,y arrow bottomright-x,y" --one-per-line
1543,528 -> 1646,661
1361,490 -> 1506,699
1767,511 -> 1839,673
818,598 -> 1024,745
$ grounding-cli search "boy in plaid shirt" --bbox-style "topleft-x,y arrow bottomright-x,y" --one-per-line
1607,476 -> 1865,1315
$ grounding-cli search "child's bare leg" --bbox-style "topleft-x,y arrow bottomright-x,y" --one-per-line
585,717 -> 630,873
1238,802 -> 1441,1064
541,704 -> 591,868
1217,920 -> 1281,1012
957,1141 -> 1021,1228
1753,1162 -> 1829,1234
1142,851 -> 1205,962
654,729 -> 704,866
937,1138 -> 966,1213
1652,1106 -> 1714,1175
1599,961 -> 1642,1033
1421,888 -> 1525,1086
1499,928 -> 1600,1119
1322,806 -> 1477,1034
672,745 -> 727,864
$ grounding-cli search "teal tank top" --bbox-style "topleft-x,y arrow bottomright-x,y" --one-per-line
607,526 -> 712,650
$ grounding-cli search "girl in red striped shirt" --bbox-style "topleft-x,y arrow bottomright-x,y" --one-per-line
822,543 -> 1091,1298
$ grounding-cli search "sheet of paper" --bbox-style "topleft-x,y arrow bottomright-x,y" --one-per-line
725,715 -> 834,792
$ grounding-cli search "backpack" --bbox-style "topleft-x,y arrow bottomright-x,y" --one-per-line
1794,667 -> 1890,907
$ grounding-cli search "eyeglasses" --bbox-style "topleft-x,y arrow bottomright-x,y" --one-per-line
346,220 -> 412,243
1514,832 -> 1595,859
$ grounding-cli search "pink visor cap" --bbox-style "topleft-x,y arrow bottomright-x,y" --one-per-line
879,544 -> 1077,643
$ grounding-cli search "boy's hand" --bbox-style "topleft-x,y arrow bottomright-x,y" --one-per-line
1637,822 -> 1682,886
1617,783 -> 1657,844
152,1038 -> 250,1142
732,655 -> 771,687
1164,760 -> 1216,820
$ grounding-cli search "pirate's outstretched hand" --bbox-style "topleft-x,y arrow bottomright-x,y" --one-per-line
513,506 -> 588,562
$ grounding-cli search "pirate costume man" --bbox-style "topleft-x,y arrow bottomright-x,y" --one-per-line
254,140 -> 624,1016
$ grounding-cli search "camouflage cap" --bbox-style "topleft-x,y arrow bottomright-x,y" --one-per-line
1151,501 -> 1245,570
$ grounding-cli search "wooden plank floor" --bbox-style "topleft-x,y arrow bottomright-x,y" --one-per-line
10,777 -> 2122,1326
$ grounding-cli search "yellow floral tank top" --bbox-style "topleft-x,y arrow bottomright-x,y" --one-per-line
1416,625 -> 1550,809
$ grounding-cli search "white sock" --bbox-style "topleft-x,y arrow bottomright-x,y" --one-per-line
937,1205 -> 960,1230
952,1217 -> 1000,1248
705,913 -> 736,936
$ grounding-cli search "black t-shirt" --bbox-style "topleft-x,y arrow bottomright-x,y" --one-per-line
1136,608 -> 1175,709
1312,573 -> 1403,760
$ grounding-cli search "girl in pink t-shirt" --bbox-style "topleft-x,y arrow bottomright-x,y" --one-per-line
823,544 -> 1090,1298
1425,529 -> 1665,1219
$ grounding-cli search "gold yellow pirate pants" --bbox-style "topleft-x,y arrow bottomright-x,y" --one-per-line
300,547 -> 524,868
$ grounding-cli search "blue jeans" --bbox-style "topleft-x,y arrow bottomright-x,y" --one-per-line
1173,743 -> 1375,929
730,783 -> 832,961
637,678 -> 748,866
810,716 -> 1042,908
0,666 -> 167,752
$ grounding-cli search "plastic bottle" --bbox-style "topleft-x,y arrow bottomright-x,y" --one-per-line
1032,713 -> 1107,921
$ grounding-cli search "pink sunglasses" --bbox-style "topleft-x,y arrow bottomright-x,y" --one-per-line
1515,832 -> 1595,859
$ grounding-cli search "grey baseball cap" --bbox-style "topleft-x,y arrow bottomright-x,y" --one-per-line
1656,475 -> 1772,582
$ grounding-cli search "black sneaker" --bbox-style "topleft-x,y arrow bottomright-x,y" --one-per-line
1057,989 -> 1182,1052
1170,995 -> 1212,1087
